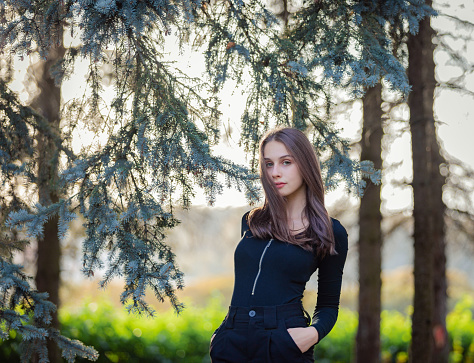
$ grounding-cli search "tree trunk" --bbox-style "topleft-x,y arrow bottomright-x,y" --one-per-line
431,100 -> 449,363
407,0 -> 446,360
356,82 -> 383,363
32,34 -> 65,363
432,204 -> 448,363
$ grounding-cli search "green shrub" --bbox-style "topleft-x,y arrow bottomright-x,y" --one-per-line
314,308 -> 358,363
447,295 -> 474,363
1,294 -> 473,362
380,308 -> 411,362
58,294 -> 226,363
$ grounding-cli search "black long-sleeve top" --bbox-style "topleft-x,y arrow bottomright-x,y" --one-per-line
226,211 -> 348,343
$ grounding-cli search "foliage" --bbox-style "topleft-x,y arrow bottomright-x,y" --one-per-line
314,308 -> 358,362
1,294 -> 473,363
0,259 -> 99,362
0,79 -> 98,361
1,0 -> 435,360
448,295 -> 474,363
1,294 -> 226,363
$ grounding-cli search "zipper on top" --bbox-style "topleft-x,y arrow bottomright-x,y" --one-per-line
251,239 -> 273,295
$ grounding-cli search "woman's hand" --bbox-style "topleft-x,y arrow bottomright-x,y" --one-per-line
287,326 -> 319,353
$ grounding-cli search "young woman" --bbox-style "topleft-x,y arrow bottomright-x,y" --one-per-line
209,127 -> 348,363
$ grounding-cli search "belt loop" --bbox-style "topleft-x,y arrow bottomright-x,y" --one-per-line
225,308 -> 236,329
264,306 -> 277,329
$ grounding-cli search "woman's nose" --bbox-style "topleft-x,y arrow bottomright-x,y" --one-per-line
272,165 -> 281,177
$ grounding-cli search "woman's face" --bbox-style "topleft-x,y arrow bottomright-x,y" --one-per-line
263,140 -> 306,201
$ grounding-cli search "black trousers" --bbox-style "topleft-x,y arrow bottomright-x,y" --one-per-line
210,302 -> 315,363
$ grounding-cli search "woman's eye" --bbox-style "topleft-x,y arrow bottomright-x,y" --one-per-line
265,162 -> 273,168
283,160 -> 291,165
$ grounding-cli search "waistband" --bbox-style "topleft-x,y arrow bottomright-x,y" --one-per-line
224,302 -> 307,330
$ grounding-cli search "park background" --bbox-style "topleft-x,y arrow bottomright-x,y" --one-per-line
1,0 -> 474,362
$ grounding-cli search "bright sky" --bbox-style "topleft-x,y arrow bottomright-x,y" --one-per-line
7,1 -> 473,214
184,6 -> 474,213
192,1 -> 474,213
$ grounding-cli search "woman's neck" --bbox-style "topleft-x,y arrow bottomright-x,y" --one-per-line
285,189 -> 307,230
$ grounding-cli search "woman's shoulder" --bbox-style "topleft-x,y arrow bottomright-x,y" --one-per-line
242,210 -> 251,226
241,210 -> 251,236
330,217 -> 348,250
330,217 -> 347,234
241,208 -> 264,238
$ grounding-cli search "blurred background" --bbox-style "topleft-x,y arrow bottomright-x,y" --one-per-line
1,0 -> 474,362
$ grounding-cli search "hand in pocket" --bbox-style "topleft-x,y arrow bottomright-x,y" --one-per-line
286,326 -> 319,353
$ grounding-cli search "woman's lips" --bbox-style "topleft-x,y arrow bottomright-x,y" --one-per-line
275,183 -> 286,189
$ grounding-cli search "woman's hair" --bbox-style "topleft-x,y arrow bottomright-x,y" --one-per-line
248,127 -> 336,257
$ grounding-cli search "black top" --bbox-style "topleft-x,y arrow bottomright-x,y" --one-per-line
228,211 -> 348,343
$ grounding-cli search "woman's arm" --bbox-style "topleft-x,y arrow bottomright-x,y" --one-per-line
310,219 -> 348,342
289,219 -> 348,351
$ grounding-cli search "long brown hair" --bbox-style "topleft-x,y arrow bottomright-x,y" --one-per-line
248,127 -> 336,257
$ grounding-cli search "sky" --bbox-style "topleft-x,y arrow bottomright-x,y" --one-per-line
7,1 -> 474,215
195,1 -> 474,213
179,2 -> 474,213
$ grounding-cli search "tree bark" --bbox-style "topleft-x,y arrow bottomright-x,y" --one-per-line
431,96 -> 449,363
356,82 -> 383,363
407,0 -> 447,360
432,201 -> 448,363
31,34 -> 65,363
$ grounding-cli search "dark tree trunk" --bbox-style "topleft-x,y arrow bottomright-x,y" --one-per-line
407,0 -> 447,361
432,207 -> 448,363
356,82 -> 383,363
31,34 -> 65,363
431,108 -> 449,363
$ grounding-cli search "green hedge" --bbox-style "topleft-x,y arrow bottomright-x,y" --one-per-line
1,295 -> 473,362
448,296 -> 474,363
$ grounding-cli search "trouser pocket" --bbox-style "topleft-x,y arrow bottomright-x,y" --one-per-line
209,328 -> 228,362
267,318 -> 307,363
